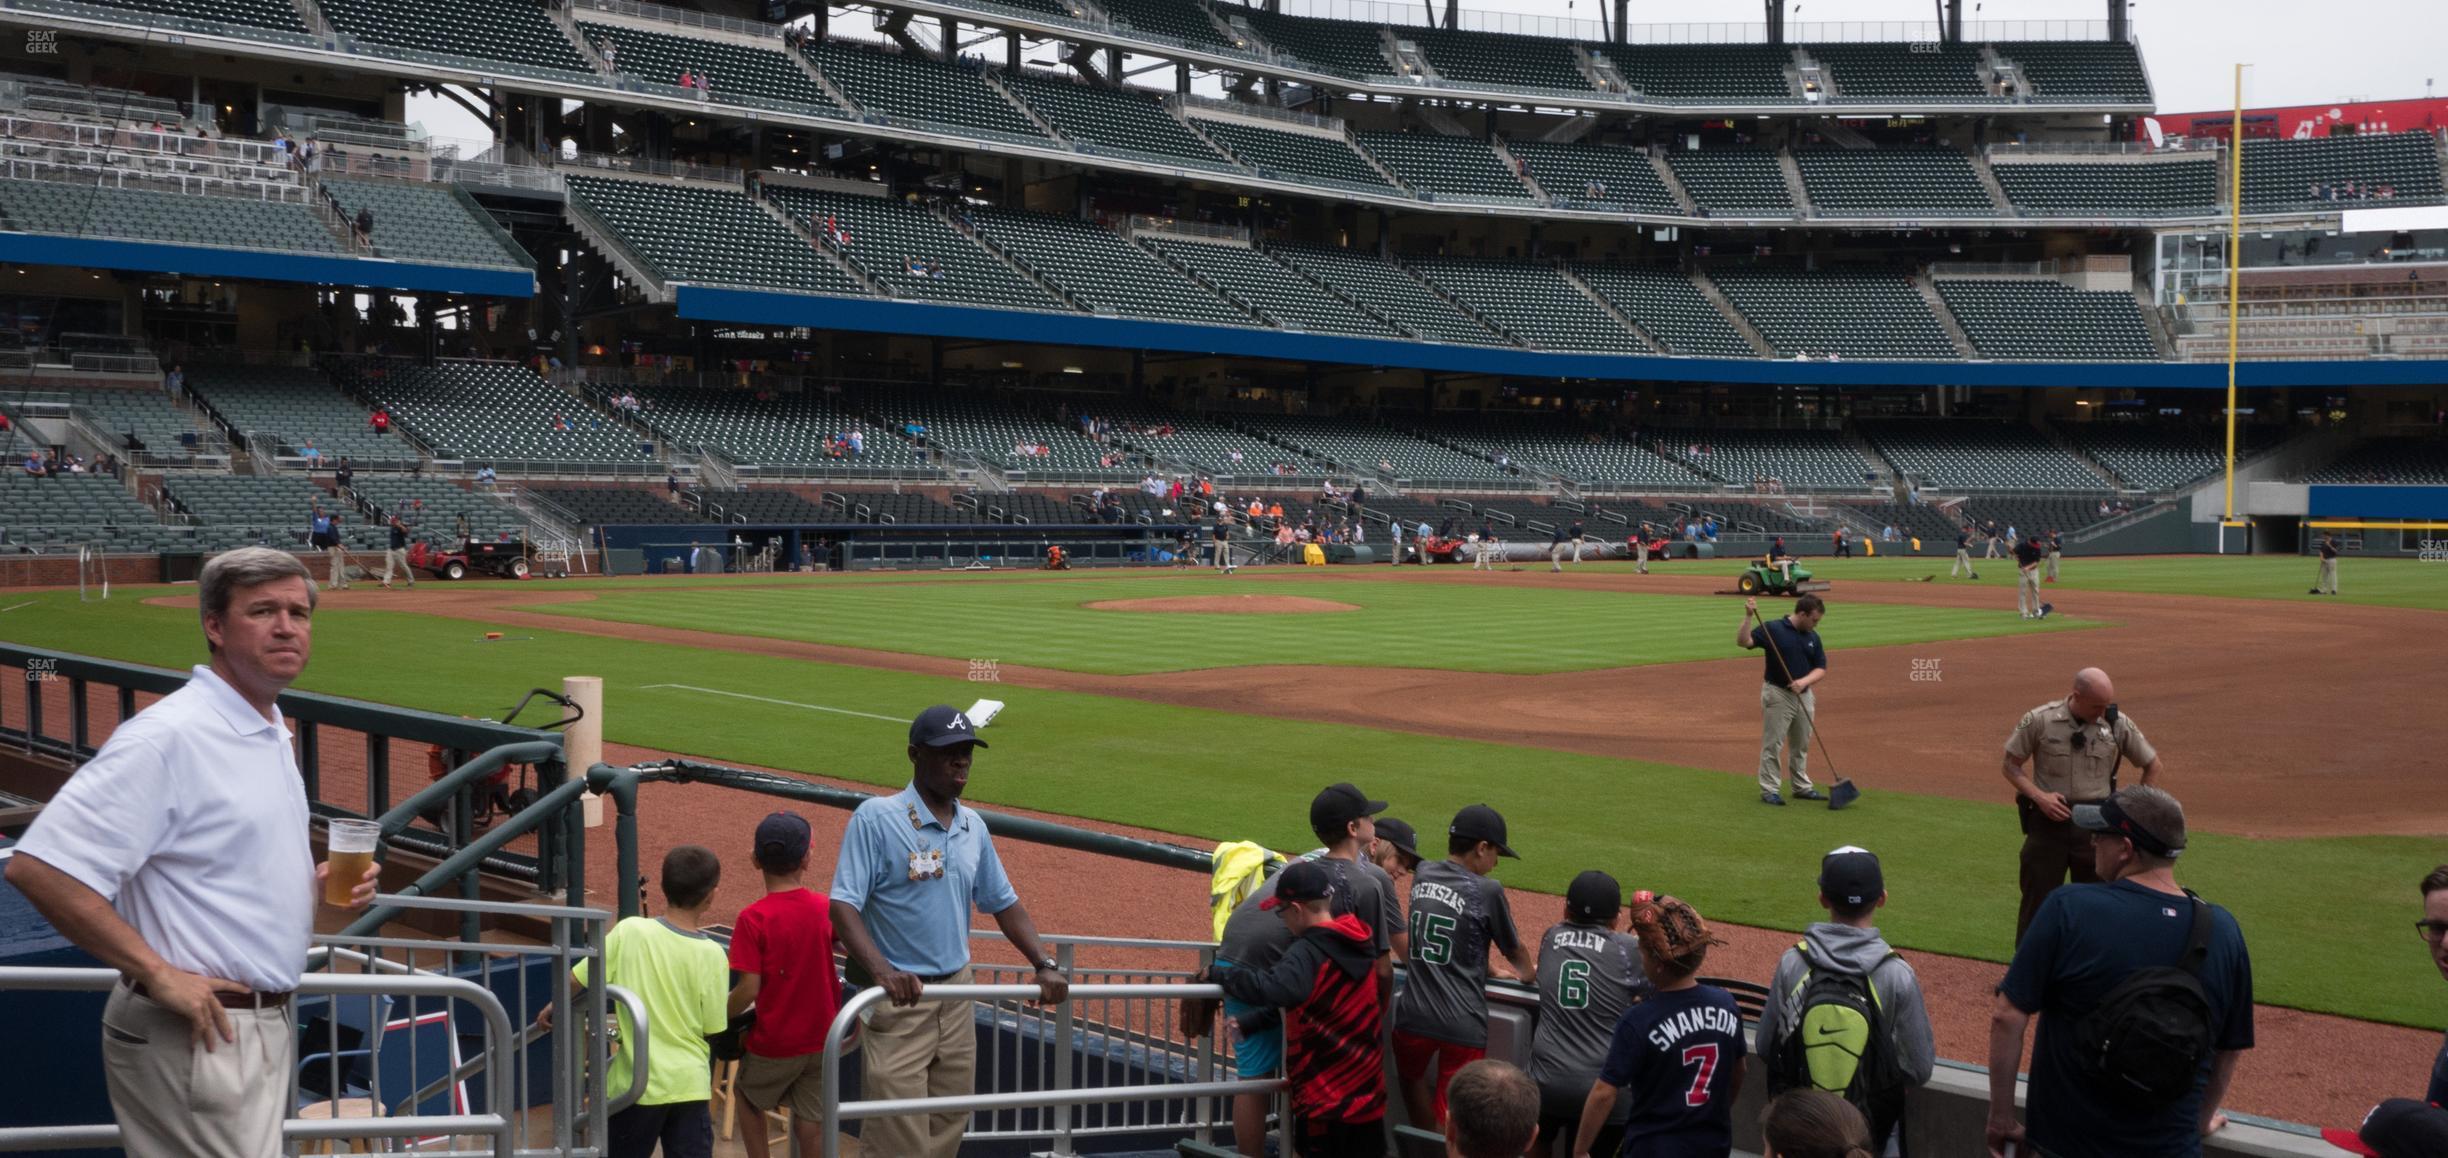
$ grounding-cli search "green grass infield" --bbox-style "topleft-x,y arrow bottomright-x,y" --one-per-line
10,588 -> 2438,1029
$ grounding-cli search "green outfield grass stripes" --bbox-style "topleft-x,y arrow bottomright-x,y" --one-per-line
1795,554 -> 2448,610
11,589 -> 2440,1029
528,577 -> 2089,675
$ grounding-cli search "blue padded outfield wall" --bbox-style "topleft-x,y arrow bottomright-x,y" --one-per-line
677,285 -> 2448,388
0,232 -> 535,298
2308,485 -> 2448,519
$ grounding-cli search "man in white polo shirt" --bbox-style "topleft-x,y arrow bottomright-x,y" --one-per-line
5,546 -> 379,1158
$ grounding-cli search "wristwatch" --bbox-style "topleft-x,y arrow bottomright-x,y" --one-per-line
1035,956 -> 1061,973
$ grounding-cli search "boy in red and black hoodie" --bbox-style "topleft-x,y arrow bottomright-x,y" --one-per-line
1217,859 -> 1385,1158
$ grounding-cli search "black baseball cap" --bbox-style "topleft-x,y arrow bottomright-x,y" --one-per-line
1310,782 -> 1388,833
1261,859 -> 1335,910
908,704 -> 988,749
1449,803 -> 1518,859
1374,818 -> 1420,862
2073,792 -> 2182,858
1819,846 -> 1885,907
1566,870 -> 1621,922
754,811 -> 811,866
2323,1099 -> 2448,1157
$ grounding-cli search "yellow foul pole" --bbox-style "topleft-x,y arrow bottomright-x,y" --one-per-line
2223,63 -> 2244,535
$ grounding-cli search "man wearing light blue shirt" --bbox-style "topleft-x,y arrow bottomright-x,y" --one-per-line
830,706 -> 1066,1158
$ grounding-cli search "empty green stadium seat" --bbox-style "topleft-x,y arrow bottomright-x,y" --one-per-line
1268,245 -> 1507,345
1352,131 -> 1534,202
0,179 -> 343,254
1002,73 -> 1237,169
579,20 -> 839,113
763,185 -> 1060,312
1145,238 -> 1400,337
1191,119 -> 1397,194
968,207 -> 1254,326
1571,265 -> 1758,358
1795,148 -> 1996,217
1408,258 -> 1646,352
1993,41 -> 2150,104
1666,149 -> 1795,216
186,365 -> 422,468
1710,267 -> 1957,359
1992,157 -> 2218,217
2238,133 -> 2445,213
319,0 -> 593,76
1506,140 -> 1679,214
811,39 -> 1046,142
1935,280 -> 2159,361
565,173 -> 865,296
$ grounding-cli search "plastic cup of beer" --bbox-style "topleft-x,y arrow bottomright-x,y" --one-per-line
324,819 -> 381,906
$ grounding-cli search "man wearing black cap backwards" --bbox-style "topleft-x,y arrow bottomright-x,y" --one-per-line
830,705 -> 1067,1158
1396,804 -> 1536,1132
1528,870 -> 1650,1158
1986,786 -> 2254,1158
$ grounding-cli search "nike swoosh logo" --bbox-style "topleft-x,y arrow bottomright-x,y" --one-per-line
1814,1026 -> 1846,1037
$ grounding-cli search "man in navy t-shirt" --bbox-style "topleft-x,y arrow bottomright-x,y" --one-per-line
1987,787 -> 2253,1158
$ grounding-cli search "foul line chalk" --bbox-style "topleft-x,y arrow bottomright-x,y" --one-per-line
638,684 -> 904,723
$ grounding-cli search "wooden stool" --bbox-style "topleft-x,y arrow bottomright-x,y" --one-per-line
711,1059 -> 792,1149
296,1097 -> 381,1154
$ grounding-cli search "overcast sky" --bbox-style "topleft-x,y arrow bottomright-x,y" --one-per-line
408,0 -> 2444,143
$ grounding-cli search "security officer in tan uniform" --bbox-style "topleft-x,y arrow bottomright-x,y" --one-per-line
2001,666 -> 2164,942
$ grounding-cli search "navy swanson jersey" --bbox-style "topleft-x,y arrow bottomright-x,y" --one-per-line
1596,985 -> 1748,1158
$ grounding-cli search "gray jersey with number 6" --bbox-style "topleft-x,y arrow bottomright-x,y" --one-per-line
1395,859 -> 1521,1047
1530,922 -> 1650,1117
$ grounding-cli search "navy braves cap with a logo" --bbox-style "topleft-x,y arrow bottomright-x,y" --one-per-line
2322,1099 -> 2448,1157
909,704 -> 988,749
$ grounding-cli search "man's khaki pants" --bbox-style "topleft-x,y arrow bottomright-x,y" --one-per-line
101,983 -> 292,1158
1952,549 -> 1974,577
383,547 -> 412,586
1473,542 -> 1492,570
2318,557 -> 2339,594
858,967 -> 976,1158
2018,566 -> 2042,616
1758,683 -> 1814,795
1570,538 -> 1584,563
1984,539 -> 2001,559
2045,550 -> 2061,581
326,545 -> 349,588
1549,543 -> 1565,571
1635,540 -> 1649,573
1210,540 -> 1229,569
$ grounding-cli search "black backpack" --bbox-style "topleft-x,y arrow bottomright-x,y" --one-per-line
2074,891 -> 2218,1110
1769,946 -> 1914,1139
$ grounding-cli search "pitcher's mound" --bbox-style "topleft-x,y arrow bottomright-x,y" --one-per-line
1085,595 -> 1360,614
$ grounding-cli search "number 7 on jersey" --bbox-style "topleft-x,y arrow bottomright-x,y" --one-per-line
1680,1042 -> 1720,1107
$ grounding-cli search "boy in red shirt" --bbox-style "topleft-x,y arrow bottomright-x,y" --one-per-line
1217,860 -> 1385,1158
727,812 -> 841,1158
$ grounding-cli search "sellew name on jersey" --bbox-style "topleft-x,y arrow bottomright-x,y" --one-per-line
1550,928 -> 1609,953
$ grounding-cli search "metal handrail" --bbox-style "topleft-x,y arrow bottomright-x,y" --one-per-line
0,968 -> 516,1155
816,982 -> 1282,1158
